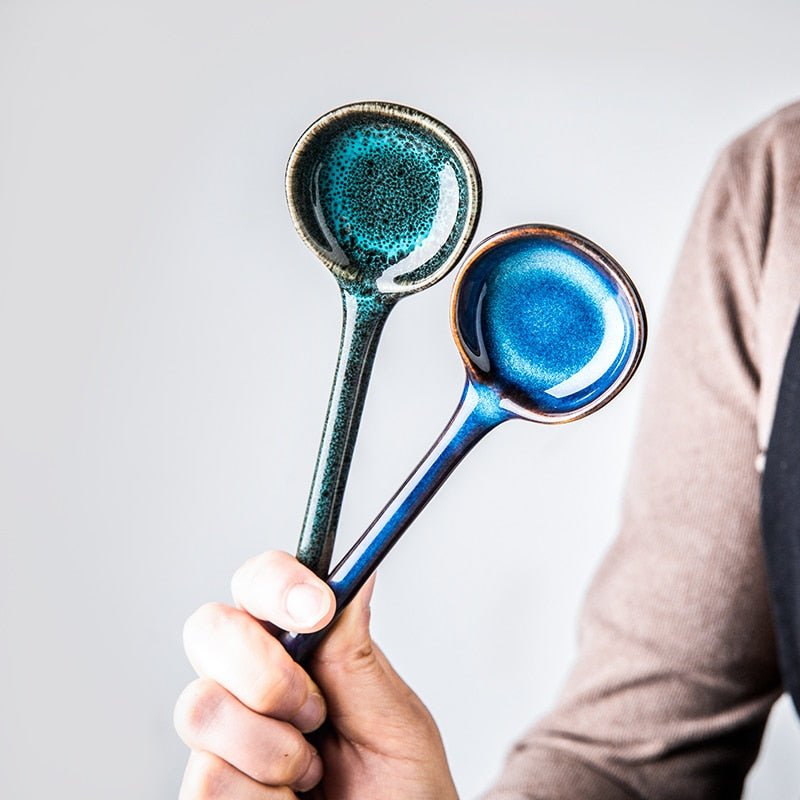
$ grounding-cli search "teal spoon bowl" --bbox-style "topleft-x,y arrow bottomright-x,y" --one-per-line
286,101 -> 481,576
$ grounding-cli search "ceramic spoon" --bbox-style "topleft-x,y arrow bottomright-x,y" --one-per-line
286,101 -> 481,576
279,224 -> 647,662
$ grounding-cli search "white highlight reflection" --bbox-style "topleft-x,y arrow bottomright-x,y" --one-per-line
376,162 -> 459,291
311,163 -> 351,266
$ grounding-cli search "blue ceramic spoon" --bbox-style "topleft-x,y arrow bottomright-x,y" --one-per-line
280,224 -> 646,662
286,101 -> 481,576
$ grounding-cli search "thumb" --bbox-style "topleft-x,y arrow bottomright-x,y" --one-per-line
310,575 -> 434,746
312,573 -> 377,667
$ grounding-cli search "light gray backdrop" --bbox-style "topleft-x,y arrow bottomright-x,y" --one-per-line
2,1 -> 800,797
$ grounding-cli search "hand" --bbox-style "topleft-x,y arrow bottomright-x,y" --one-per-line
174,550 -> 459,799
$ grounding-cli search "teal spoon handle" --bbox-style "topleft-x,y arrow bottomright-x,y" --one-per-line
296,290 -> 394,576
282,379 -> 509,662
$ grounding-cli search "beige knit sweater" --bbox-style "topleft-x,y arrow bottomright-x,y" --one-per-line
483,102 -> 800,799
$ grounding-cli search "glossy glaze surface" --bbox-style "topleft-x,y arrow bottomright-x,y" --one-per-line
281,225 -> 646,662
454,230 -> 639,417
286,102 -> 481,577
296,291 -> 392,574
287,102 -> 481,295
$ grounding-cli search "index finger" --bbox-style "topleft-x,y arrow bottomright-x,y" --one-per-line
231,550 -> 336,633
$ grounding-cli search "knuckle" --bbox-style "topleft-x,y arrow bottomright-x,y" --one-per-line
186,602 -> 235,635
231,551 -> 290,611
266,732 -> 309,785
261,548 -> 289,567
174,679 -> 224,743
246,549 -> 285,580
230,553 -> 265,602
250,656 -> 305,715
183,603 -> 237,650
181,752 -> 228,800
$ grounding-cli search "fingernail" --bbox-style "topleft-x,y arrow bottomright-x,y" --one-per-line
292,691 -> 326,733
285,582 -> 329,627
294,748 -> 323,793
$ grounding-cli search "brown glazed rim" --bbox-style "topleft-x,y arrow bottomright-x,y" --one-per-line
450,223 -> 648,425
285,100 -> 482,292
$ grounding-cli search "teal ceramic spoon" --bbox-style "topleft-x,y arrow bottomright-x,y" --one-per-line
286,101 -> 481,576
279,224 -> 646,662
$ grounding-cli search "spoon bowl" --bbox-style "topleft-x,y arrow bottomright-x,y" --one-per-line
287,101 -> 481,296
454,225 -> 644,421
281,224 -> 646,662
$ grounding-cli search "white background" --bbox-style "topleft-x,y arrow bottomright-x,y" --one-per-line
2,1 -> 800,797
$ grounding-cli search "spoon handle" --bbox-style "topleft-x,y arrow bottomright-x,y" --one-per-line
296,291 -> 393,577
281,379 -> 508,663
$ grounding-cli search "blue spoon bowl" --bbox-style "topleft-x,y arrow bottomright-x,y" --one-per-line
453,224 -> 643,421
281,224 -> 646,662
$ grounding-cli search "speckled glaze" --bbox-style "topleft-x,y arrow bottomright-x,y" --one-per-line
280,225 -> 646,663
286,101 -> 481,576
453,225 -> 642,421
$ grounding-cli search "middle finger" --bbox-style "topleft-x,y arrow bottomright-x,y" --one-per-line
183,602 -> 326,733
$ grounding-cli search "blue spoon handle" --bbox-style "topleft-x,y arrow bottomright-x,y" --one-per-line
280,379 -> 509,663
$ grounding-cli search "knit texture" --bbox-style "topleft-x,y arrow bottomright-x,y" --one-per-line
483,101 -> 800,800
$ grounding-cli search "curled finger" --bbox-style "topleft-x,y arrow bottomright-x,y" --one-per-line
174,679 -> 323,792
179,751 -> 296,800
183,602 -> 326,733
231,550 -> 335,632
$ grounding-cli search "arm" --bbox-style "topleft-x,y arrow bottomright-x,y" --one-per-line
482,133 -> 782,799
173,114 -> 789,800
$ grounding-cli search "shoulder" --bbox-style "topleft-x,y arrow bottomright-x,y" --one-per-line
726,103 -> 800,449
694,101 -> 800,280
726,100 -> 800,164
716,100 -> 800,225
